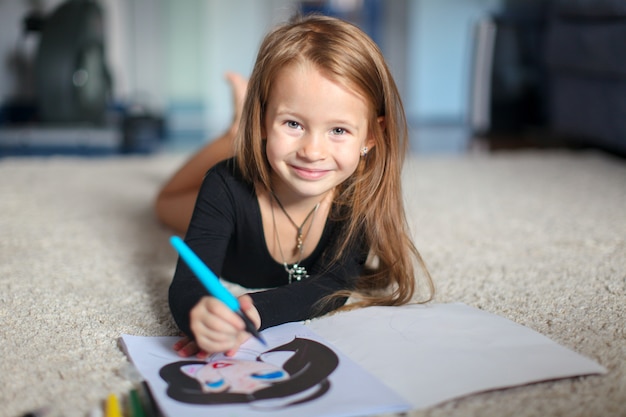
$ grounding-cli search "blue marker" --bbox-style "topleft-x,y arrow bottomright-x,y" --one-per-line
169,236 -> 266,345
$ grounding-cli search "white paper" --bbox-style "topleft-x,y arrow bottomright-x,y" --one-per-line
308,303 -> 607,409
121,322 -> 410,417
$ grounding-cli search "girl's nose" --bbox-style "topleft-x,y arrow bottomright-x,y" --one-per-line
298,132 -> 327,160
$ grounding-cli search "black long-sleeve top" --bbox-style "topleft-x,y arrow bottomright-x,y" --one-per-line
168,158 -> 368,337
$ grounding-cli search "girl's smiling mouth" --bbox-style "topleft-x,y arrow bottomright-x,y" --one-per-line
290,165 -> 331,180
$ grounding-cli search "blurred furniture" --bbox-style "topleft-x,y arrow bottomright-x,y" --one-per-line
545,0 -> 626,155
0,0 -> 164,157
469,0 -> 626,156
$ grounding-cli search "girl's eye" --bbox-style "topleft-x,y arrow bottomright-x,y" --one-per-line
251,370 -> 287,380
331,127 -> 347,135
286,121 -> 301,130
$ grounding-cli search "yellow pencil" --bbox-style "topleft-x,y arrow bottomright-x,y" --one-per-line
105,393 -> 122,417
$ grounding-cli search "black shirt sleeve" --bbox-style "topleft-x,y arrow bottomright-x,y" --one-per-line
168,160 -> 240,337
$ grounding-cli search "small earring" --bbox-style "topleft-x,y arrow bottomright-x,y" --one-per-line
360,147 -> 368,157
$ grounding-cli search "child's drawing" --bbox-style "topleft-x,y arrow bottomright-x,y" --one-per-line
159,337 -> 338,407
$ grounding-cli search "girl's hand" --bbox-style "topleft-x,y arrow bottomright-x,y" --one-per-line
173,335 -> 209,359
189,294 -> 261,356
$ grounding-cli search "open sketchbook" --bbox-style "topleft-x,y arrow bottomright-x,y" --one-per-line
308,303 -> 607,409
121,303 -> 606,416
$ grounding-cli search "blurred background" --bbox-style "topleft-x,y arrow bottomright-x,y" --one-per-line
0,0 -> 624,157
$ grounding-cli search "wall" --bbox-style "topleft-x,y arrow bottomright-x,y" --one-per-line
118,0 -> 298,142
0,0 -> 503,149
200,0 -> 297,138
406,0 -> 502,124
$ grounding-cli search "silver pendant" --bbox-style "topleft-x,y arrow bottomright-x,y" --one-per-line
287,264 -> 309,284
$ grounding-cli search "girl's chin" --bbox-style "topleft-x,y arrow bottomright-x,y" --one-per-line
282,182 -> 334,200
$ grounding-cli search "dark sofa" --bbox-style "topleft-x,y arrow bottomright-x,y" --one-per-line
545,0 -> 626,155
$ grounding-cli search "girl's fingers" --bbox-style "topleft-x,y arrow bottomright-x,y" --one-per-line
173,335 -> 192,351
175,295 -> 257,357
189,296 -> 248,354
238,294 -> 261,329
178,340 -> 199,357
198,297 -> 246,330
173,335 -> 209,358
193,309 -> 241,338
195,331 -> 239,354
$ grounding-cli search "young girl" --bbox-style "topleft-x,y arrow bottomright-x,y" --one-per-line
164,14 -> 434,358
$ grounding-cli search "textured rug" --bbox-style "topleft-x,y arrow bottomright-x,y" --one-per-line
1,150 -> 624,417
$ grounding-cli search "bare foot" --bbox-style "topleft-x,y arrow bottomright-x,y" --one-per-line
225,72 -> 248,134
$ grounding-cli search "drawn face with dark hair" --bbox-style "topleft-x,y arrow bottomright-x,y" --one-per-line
179,358 -> 289,394
160,338 -> 339,407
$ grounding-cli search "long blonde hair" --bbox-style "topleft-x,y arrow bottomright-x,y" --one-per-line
236,14 -> 434,307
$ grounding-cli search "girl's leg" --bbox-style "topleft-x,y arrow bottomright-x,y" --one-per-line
155,72 -> 248,234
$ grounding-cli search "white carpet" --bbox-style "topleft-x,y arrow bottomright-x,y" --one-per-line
1,150 -> 624,417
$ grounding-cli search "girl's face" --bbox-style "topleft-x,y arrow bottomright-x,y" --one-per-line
263,62 -> 375,201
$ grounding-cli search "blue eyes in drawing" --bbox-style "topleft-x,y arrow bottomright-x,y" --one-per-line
181,359 -> 290,394
206,378 -> 225,389
251,370 -> 286,380
201,370 -> 285,390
